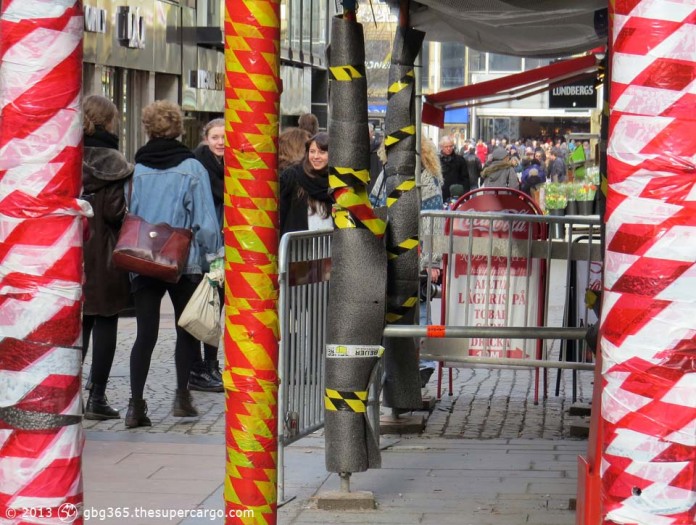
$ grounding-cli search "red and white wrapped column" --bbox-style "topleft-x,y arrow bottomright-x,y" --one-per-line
0,1 -> 87,523
601,1 -> 696,523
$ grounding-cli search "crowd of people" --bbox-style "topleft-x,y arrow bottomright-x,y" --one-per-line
82,107 -> 334,428
83,100 -> 589,428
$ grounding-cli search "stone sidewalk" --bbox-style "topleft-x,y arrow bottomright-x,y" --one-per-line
79,254 -> 595,524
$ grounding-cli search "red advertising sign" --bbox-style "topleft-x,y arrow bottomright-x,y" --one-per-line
445,189 -> 545,359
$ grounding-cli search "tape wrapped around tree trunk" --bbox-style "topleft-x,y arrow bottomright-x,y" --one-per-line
223,0 -> 281,522
325,15 -> 387,473
382,27 -> 425,410
600,1 -> 696,523
0,1 -> 86,521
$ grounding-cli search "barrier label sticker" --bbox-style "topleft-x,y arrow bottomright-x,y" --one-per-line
326,344 -> 384,358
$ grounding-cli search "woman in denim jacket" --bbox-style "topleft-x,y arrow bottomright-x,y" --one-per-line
125,100 -> 222,428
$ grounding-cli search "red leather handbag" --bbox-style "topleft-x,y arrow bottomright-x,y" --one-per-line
112,213 -> 192,284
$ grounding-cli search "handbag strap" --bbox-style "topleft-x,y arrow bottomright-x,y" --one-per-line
125,179 -> 133,211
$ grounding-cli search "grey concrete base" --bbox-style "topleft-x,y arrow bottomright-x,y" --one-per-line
312,490 -> 376,510
379,414 -> 425,434
569,403 -> 592,416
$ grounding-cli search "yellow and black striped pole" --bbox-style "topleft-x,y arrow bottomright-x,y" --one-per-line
223,1 -> 280,523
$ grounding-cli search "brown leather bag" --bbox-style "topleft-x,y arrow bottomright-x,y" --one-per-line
112,213 -> 192,284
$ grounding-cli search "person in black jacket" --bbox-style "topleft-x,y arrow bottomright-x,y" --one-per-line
81,95 -> 133,420
462,145 -> 482,190
439,135 -> 469,201
280,132 -> 333,235
188,118 -> 226,393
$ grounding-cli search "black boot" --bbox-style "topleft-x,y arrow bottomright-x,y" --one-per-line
85,383 -> 120,420
125,398 -> 151,428
205,359 -> 223,385
173,389 -> 198,417
189,361 -> 223,392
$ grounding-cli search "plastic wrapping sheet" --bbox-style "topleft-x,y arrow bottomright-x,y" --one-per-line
0,1 -> 85,522
223,1 -> 281,523
601,1 -> 696,523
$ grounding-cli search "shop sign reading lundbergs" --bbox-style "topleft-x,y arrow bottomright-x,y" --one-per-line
549,78 -> 597,109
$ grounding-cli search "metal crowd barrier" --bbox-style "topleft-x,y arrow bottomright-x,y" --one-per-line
277,229 -> 332,503
276,210 -> 603,499
414,209 -> 602,400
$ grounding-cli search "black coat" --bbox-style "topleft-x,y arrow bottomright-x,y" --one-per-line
440,153 -> 470,201
463,152 -> 482,189
279,163 -> 332,236
82,147 -> 133,316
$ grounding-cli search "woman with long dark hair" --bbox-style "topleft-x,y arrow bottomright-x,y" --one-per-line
279,132 -> 333,235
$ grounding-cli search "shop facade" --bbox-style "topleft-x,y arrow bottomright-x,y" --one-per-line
82,0 -> 334,158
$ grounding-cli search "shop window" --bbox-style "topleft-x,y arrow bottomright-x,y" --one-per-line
468,48 -> 486,73
441,42 -> 465,89
525,57 -> 551,70
302,0 -> 312,57
311,0 -> 328,60
421,41 -> 430,92
489,53 -> 522,72
280,0 -> 289,50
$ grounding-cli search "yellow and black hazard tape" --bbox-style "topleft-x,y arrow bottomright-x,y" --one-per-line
325,389 -> 368,413
386,179 -> 416,207
333,208 -> 357,229
387,236 -> 419,260
384,125 -> 415,148
386,294 -> 419,324
329,64 -> 366,81
387,69 -> 414,98
329,166 -> 370,188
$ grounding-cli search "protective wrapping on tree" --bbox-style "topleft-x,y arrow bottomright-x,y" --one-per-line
0,1 -> 86,522
381,26 -> 425,410
325,15 -> 387,474
223,1 -> 281,523
601,2 -> 696,523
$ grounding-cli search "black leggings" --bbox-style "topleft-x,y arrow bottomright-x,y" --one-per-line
82,314 -> 118,386
129,276 -> 200,399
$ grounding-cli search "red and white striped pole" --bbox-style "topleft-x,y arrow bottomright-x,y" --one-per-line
0,1 -> 86,523
601,0 -> 696,523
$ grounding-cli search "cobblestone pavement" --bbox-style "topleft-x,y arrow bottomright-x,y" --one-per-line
84,257 -> 594,439
82,306 -> 593,439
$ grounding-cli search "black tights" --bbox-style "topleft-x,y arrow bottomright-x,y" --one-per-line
129,276 -> 200,400
82,314 -> 118,386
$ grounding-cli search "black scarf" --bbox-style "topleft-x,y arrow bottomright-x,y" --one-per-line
84,128 -> 119,150
134,138 -> 195,170
296,161 -> 332,203
194,144 -> 224,207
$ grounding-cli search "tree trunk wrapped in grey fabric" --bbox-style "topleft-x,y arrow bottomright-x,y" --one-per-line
325,15 -> 387,474
381,26 -> 425,410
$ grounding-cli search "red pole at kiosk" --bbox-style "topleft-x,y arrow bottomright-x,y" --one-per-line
223,1 -> 281,523
578,0 -> 696,523
0,1 -> 86,523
